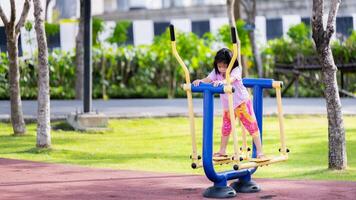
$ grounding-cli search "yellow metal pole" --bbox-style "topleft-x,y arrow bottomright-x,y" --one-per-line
226,27 -> 239,163
240,119 -> 248,159
236,155 -> 288,170
170,27 -> 198,162
273,81 -> 287,155
192,155 -> 288,169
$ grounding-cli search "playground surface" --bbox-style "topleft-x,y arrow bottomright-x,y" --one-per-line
1,158 -> 355,200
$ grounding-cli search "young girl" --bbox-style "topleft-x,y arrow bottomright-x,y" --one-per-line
192,48 -> 268,161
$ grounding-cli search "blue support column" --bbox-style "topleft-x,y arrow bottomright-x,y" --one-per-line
202,90 -> 226,187
190,79 -> 276,197
252,85 -> 263,158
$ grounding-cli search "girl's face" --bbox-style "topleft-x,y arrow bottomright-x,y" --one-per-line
217,62 -> 228,74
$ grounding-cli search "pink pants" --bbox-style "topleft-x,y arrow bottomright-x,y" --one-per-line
222,100 -> 259,136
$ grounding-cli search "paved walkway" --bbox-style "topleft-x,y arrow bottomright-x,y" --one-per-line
1,158 -> 356,200
1,98 -> 356,121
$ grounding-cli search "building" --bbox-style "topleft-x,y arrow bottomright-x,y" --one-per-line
95,0 -> 356,46
1,0 -> 356,54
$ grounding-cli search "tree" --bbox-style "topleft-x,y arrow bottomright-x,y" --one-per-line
33,0 -> 51,148
226,0 -> 236,27
228,0 -> 253,78
233,0 -> 241,20
45,0 -> 52,21
0,0 -> 30,135
226,0 -> 242,69
75,0 -> 84,100
240,0 -> 263,78
311,0 -> 346,170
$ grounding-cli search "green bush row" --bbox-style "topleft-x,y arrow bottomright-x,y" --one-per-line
262,23 -> 356,97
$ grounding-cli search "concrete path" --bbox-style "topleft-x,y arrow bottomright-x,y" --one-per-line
1,158 -> 356,200
0,98 -> 356,121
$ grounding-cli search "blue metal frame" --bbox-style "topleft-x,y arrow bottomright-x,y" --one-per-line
191,78 -> 274,187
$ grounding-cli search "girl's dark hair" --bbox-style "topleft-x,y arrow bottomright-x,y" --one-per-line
213,48 -> 239,74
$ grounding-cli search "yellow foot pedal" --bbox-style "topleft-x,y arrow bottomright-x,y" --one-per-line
250,157 -> 270,163
213,155 -> 231,161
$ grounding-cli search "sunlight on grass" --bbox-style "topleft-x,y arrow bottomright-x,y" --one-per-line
0,115 -> 355,181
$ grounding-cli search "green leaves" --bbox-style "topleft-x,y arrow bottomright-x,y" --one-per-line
1,20 -> 354,99
24,21 -> 33,32
45,22 -> 60,37
218,20 -> 252,57
92,17 -> 105,46
107,21 -> 131,46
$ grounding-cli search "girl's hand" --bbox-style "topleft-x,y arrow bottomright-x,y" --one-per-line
213,80 -> 226,87
192,79 -> 202,86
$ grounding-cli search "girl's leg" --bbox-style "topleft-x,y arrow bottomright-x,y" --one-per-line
236,101 -> 269,160
217,134 -> 230,156
215,110 -> 232,156
251,132 -> 266,158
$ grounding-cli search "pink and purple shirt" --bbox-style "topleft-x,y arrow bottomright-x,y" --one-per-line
207,67 -> 249,110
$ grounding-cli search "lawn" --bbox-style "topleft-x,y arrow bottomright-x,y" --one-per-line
0,115 -> 355,181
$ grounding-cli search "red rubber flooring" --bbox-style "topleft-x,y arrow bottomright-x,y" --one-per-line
0,158 -> 355,200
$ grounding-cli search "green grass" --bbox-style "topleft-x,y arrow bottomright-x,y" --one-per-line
0,115 -> 355,181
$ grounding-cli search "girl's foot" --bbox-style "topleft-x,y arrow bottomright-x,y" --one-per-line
213,152 -> 228,157
213,152 -> 230,161
252,154 -> 270,162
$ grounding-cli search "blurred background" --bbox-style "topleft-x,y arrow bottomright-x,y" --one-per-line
0,0 -> 355,100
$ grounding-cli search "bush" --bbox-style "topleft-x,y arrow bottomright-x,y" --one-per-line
263,23 -> 356,97
2,21 -> 354,99
0,53 -> 9,99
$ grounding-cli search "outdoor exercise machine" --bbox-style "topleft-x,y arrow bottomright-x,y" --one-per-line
170,24 -> 289,198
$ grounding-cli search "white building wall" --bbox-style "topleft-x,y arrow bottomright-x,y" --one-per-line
92,0 -> 104,15
104,0 -> 117,12
133,20 -> 154,45
146,0 -> 163,9
59,21 -> 78,51
99,21 -> 116,47
209,17 -> 228,35
0,0 -> 38,26
130,0 -> 147,8
20,27 -> 37,59
202,0 -> 225,5
170,19 -> 191,33
255,16 -> 267,48
353,14 -> 356,30
282,15 -> 301,37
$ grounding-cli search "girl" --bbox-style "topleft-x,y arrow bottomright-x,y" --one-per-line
192,48 -> 269,161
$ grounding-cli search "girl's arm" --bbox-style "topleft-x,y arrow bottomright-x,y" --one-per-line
192,77 -> 212,86
213,68 -> 241,86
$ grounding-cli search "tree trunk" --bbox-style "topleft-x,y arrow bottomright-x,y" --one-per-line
241,0 -> 263,77
45,0 -> 51,21
101,52 -> 107,100
248,30 -> 263,77
167,65 -> 176,99
320,47 -> 346,169
6,30 -> 26,135
312,0 -> 346,170
34,0 -> 51,148
233,0 -> 241,19
0,0 -> 30,135
241,55 -> 249,78
226,0 -> 236,27
75,0 -> 84,100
